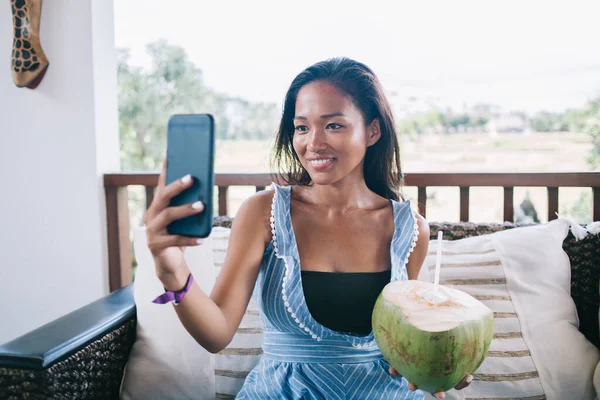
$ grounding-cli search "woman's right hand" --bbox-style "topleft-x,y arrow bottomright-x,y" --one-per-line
142,157 -> 205,289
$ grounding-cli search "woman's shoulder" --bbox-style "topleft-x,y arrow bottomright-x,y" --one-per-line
231,187 -> 277,247
414,211 -> 430,241
236,187 -> 276,222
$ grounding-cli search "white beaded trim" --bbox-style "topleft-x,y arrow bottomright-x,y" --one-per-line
270,187 -> 277,254
270,184 -> 322,342
400,208 -> 420,278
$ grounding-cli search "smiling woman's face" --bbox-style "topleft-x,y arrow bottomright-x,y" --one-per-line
292,80 -> 380,186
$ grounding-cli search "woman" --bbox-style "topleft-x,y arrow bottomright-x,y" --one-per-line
144,58 -> 472,399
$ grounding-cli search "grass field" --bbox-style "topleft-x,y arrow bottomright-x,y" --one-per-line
128,132 -> 597,228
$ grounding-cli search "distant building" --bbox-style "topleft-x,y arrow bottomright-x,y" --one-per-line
486,113 -> 529,134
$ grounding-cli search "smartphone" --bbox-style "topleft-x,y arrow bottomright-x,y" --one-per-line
165,114 -> 215,238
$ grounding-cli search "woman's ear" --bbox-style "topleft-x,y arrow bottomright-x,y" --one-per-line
367,119 -> 382,147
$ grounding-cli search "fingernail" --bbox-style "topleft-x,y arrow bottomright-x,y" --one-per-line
192,201 -> 204,210
196,239 -> 203,245
181,174 -> 192,184
466,375 -> 473,383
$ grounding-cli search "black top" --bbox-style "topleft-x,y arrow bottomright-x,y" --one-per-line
301,270 -> 391,336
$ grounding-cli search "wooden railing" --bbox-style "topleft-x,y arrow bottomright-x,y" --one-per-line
104,172 -> 600,292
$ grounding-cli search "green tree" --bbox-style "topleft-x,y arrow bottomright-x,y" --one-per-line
531,111 -> 566,132
469,103 -> 497,127
447,113 -> 470,129
397,117 -> 421,135
419,110 -> 445,129
567,95 -> 600,169
562,191 -> 592,224
584,98 -> 600,169
563,109 -> 587,132
118,39 -> 280,171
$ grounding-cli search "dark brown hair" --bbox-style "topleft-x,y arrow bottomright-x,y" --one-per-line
271,57 -> 404,200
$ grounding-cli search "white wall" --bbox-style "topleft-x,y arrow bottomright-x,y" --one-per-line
0,1 -> 119,344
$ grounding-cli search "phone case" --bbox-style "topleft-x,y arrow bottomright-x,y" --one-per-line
165,114 -> 215,238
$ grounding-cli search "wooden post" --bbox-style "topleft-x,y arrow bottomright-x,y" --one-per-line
547,187 -> 559,221
460,187 -> 470,222
503,187 -> 514,222
145,186 -> 155,210
417,187 -> 427,218
105,186 -> 132,292
594,187 -> 600,222
219,186 -> 229,216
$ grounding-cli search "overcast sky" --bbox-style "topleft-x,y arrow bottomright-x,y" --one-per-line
113,0 -> 600,114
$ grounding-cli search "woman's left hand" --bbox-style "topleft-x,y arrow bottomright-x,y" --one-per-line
389,367 -> 473,399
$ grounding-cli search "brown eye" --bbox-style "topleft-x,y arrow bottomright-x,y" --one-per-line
294,125 -> 308,133
327,123 -> 343,130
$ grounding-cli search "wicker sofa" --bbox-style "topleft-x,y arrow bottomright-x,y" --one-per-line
1,218 -> 598,399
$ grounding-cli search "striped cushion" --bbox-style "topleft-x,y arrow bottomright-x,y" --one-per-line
421,221 -> 600,400
423,236 -> 543,399
210,227 -> 263,400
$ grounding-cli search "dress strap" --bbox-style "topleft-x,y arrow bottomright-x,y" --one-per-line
390,199 -> 420,282
269,183 -> 325,342
269,183 -> 294,259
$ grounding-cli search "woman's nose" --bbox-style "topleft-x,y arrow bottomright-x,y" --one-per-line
307,128 -> 327,152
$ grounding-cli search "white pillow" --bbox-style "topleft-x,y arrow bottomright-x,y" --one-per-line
119,226 -> 217,400
421,220 -> 600,400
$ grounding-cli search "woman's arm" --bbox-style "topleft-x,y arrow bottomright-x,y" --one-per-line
406,212 -> 430,280
169,190 -> 274,353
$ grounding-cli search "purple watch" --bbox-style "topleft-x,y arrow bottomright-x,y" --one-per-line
152,273 -> 194,305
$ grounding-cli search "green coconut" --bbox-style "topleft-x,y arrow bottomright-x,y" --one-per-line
372,280 -> 494,393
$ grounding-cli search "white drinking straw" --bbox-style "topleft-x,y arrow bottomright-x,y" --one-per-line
433,230 -> 443,292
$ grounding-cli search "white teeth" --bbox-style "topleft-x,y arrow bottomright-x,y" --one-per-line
310,159 -> 333,166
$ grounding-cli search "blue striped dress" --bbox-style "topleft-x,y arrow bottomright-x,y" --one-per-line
235,183 -> 424,400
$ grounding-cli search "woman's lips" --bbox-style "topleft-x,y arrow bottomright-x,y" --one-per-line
308,158 -> 335,171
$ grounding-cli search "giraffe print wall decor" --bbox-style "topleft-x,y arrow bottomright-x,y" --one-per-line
10,0 -> 49,89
